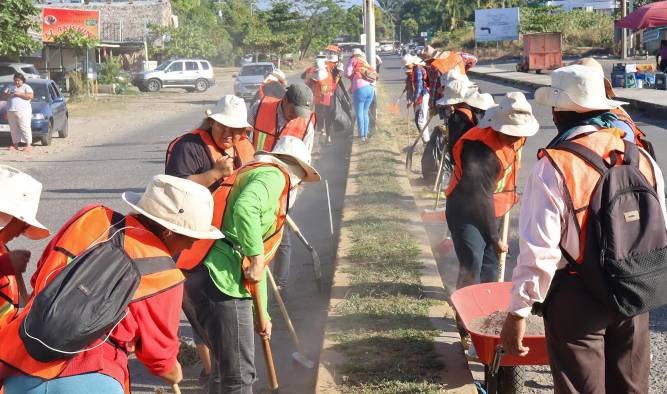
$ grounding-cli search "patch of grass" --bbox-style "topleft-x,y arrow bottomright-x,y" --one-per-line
330,107 -> 447,392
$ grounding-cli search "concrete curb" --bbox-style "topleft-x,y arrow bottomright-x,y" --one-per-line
468,69 -> 667,118
314,138 -> 477,394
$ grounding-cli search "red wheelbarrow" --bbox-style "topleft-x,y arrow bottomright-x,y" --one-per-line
451,282 -> 549,394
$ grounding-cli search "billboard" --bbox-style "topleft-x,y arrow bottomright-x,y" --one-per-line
42,7 -> 100,42
475,7 -> 520,42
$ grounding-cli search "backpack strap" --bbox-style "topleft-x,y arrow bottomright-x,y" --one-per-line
109,212 -> 126,249
552,141 -> 609,175
622,140 -> 639,167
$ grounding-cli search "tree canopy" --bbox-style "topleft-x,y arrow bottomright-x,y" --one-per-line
0,0 -> 41,58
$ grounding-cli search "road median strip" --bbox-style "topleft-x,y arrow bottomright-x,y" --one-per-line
316,97 -> 476,393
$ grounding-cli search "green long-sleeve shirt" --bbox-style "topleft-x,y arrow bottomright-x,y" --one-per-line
203,165 -> 287,318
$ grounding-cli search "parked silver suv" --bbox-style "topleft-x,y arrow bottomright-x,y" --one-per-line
132,59 -> 215,93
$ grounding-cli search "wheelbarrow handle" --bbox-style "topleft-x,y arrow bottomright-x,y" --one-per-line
490,346 -> 505,377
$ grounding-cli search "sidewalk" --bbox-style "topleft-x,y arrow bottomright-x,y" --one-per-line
469,66 -> 667,116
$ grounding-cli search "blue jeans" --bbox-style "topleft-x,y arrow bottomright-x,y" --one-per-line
272,226 -> 292,289
5,373 -> 123,394
448,221 -> 498,288
353,85 -> 375,138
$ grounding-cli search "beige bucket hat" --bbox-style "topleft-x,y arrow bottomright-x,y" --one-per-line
205,95 -> 251,129
0,165 -> 50,240
421,45 -> 439,60
352,48 -> 365,57
478,92 -> 539,137
402,54 -> 424,68
265,69 -> 286,83
122,175 -> 223,240
256,136 -> 321,183
436,76 -> 478,106
573,57 -> 617,98
535,64 -> 627,113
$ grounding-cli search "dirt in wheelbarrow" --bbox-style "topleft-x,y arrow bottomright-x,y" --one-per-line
469,311 -> 545,337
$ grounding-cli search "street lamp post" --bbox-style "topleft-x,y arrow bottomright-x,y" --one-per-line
364,0 -> 376,69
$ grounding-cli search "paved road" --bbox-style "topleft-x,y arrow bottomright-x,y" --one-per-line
2,72 -> 348,393
381,53 -> 667,393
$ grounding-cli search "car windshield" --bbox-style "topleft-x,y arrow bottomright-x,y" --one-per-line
27,83 -> 48,102
154,61 -> 171,71
240,65 -> 273,77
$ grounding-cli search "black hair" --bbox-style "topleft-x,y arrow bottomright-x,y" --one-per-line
553,109 -> 608,134
13,73 -> 25,82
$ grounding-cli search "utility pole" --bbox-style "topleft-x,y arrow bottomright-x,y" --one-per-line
621,0 -> 627,59
364,0 -> 376,69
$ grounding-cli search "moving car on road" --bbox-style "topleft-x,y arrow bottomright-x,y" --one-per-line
233,62 -> 277,101
132,59 -> 215,93
0,79 -> 68,146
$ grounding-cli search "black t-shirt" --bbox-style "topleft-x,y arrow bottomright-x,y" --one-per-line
165,133 -> 216,179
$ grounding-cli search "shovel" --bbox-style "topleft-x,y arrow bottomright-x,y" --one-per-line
285,215 -> 323,293
496,212 -> 511,282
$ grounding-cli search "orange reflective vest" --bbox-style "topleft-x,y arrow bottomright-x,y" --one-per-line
177,162 -> 291,281
252,97 -> 315,152
0,244 -> 18,331
538,130 -> 656,261
165,129 -> 255,169
446,127 -> 525,217
611,107 -> 650,150
307,67 -> 335,106
0,205 -> 185,382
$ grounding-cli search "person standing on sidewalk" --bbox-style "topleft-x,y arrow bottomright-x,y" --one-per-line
403,54 -> 431,143
345,48 -> 376,142
446,92 -> 538,289
175,137 -> 320,394
4,74 -> 33,152
0,165 -> 50,331
500,64 -> 664,393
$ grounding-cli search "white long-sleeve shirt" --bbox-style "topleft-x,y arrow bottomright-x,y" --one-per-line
508,125 -> 667,317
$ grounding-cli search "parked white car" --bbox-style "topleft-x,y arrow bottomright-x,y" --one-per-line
0,63 -> 41,82
132,59 -> 215,93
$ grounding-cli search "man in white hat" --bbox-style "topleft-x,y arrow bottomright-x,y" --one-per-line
500,64 -> 665,393
1,175 -> 222,393
0,165 -> 49,330
166,95 -> 255,190
176,136 -> 320,393
446,92 -> 537,290
403,54 -> 431,142
436,76 -> 496,160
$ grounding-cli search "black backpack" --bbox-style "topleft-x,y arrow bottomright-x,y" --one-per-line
20,214 -> 141,362
556,140 -> 667,317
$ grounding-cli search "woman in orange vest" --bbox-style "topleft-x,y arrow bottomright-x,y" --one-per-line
501,64 -> 660,393
1,175 -> 222,394
446,92 -> 538,290
0,166 -> 49,331
305,58 -> 336,144
165,95 -> 255,191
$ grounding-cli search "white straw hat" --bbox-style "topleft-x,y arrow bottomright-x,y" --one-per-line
122,175 -> 223,240
256,136 -> 320,183
478,92 -> 539,137
535,64 -> 627,113
205,95 -> 251,129
0,165 -> 49,240
436,77 -> 478,106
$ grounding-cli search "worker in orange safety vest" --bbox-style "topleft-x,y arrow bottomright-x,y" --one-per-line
305,58 -> 337,144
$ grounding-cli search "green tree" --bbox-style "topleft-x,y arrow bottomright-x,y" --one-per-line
402,17 -> 418,39
0,0 -> 41,58
53,28 -> 99,75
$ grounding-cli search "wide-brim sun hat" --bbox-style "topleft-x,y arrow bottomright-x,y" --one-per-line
421,45 -> 438,60
256,136 -> 320,183
535,64 -> 627,113
352,48 -> 365,57
572,57 -> 617,98
463,92 -> 496,111
122,175 -> 224,240
478,92 -> 539,137
205,95 -> 251,129
436,76 -> 478,106
0,165 -> 50,240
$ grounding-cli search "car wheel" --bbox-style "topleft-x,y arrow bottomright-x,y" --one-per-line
195,79 -> 208,92
41,120 -> 53,146
146,79 -> 161,92
58,115 -> 69,138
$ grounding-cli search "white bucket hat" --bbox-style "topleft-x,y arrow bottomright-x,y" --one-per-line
256,136 -> 321,183
402,54 -> 423,68
122,175 -> 224,240
436,77 -> 478,106
352,48 -> 365,57
463,92 -> 496,111
0,165 -> 49,240
265,69 -> 286,83
478,92 -> 539,137
535,64 -> 627,113
205,95 -> 251,129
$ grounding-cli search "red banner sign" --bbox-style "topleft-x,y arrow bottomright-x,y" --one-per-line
42,7 -> 100,42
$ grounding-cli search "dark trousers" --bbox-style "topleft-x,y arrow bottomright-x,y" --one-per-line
544,274 -> 650,394
315,103 -> 334,137
448,220 -> 498,289
271,227 -> 292,289
182,265 -> 256,394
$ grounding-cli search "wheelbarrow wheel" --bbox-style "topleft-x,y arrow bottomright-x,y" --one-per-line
497,365 -> 527,394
